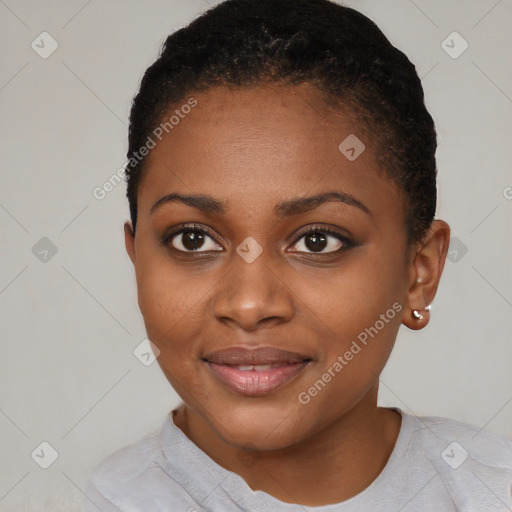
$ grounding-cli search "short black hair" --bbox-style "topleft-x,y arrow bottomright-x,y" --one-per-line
125,0 -> 437,246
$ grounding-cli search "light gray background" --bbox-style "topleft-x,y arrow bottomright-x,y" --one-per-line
1,0 -> 511,510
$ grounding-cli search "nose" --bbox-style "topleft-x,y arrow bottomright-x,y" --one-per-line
211,250 -> 295,331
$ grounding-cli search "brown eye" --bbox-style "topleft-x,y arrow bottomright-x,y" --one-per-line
289,226 -> 353,254
162,225 -> 223,253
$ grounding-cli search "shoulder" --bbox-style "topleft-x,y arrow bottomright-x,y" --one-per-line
403,411 -> 512,509
84,415 -> 200,511
84,425 -> 177,510
87,428 -> 161,485
408,412 -> 512,468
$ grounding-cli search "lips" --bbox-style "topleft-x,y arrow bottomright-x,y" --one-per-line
203,346 -> 312,397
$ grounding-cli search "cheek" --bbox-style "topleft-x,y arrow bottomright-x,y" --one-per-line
305,258 -> 402,332
292,248 -> 405,374
135,256 -> 200,341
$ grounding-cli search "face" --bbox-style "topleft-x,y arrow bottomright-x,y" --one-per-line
125,83 -> 418,451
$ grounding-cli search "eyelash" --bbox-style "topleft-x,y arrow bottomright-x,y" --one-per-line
160,223 -> 355,255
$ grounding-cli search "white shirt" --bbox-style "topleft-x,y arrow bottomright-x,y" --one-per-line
84,407 -> 512,511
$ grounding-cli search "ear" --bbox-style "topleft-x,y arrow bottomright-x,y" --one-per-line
402,220 -> 450,330
124,221 -> 136,265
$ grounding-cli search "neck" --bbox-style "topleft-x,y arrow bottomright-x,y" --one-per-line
173,395 -> 401,506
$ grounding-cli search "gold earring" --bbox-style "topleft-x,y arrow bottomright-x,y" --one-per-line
412,309 -> 424,321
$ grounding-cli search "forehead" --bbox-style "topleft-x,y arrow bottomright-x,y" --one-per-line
137,83 -> 402,221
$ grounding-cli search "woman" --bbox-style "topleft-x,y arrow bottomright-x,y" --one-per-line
85,0 -> 512,510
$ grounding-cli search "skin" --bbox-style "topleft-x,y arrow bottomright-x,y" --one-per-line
124,83 -> 450,506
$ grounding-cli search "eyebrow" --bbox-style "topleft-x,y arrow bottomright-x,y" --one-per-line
149,190 -> 371,217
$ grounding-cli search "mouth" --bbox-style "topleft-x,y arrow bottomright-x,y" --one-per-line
203,346 -> 312,397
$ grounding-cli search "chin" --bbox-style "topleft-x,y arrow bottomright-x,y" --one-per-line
203,399 -> 312,451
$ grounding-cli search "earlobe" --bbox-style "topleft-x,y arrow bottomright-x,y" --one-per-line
401,220 -> 450,331
124,221 -> 136,265
404,307 -> 431,331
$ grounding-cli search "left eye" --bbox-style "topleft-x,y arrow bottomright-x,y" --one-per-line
290,228 -> 350,254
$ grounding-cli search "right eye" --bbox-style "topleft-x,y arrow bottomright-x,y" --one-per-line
161,224 -> 223,253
